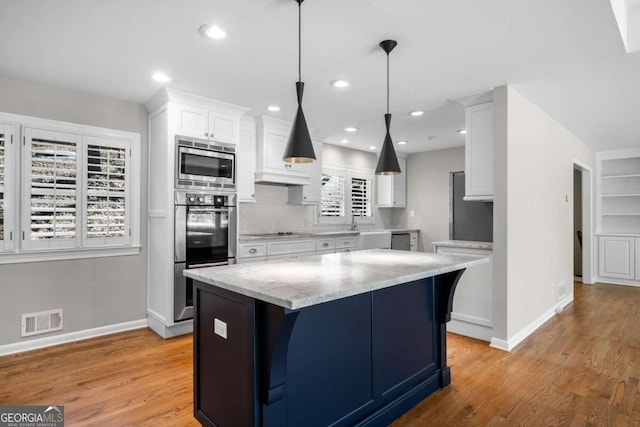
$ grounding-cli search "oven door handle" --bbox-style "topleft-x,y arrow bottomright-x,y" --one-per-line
189,261 -> 229,268
188,207 -> 229,213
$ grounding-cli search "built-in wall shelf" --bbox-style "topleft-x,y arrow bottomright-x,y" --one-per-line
597,150 -> 640,285
598,150 -> 640,236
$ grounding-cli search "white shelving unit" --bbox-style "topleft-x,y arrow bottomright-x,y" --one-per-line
597,150 -> 640,286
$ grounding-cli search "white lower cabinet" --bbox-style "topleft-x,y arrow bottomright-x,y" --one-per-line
236,235 -> 359,262
335,237 -> 358,252
435,244 -> 493,341
598,235 -> 637,282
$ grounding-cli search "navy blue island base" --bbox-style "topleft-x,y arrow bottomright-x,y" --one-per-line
193,269 -> 464,427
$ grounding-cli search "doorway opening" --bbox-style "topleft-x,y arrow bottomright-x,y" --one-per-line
573,161 -> 593,285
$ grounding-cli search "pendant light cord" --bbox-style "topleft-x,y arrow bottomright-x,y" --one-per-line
386,53 -> 390,114
298,1 -> 302,82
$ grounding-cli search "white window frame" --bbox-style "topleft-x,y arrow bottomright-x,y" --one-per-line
317,164 -> 375,226
0,112 -> 141,264
0,122 -> 17,253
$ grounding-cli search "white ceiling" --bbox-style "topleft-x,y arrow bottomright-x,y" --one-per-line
1,0 -> 639,154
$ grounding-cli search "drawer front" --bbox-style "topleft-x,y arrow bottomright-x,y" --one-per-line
267,239 -> 316,256
335,237 -> 357,249
316,238 -> 336,251
238,243 -> 267,258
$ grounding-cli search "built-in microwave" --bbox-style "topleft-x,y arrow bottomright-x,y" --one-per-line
175,135 -> 236,191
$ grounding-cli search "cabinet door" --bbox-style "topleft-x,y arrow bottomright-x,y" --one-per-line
599,236 -> 635,280
465,102 -> 493,201
377,175 -> 393,207
175,104 -> 209,139
292,140 -> 322,204
237,123 -> 256,202
264,132 -> 306,174
376,158 -> 406,207
393,158 -> 407,207
209,112 -> 237,144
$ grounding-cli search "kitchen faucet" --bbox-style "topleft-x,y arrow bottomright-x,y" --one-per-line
351,211 -> 360,231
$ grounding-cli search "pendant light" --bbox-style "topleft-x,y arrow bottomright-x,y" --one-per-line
375,40 -> 401,175
282,0 -> 316,164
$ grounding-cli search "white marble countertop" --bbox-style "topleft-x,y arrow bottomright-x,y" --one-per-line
432,240 -> 493,250
239,229 -> 417,243
184,249 -> 488,309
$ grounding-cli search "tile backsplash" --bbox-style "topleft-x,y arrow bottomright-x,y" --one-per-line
239,184 -> 392,234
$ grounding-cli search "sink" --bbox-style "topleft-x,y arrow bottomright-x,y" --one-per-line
357,231 -> 391,250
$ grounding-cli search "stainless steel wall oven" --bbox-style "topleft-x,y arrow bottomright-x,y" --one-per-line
174,190 -> 236,322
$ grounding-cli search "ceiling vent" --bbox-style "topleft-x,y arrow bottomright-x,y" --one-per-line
21,309 -> 63,337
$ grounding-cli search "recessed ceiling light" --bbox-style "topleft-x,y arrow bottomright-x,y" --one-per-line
267,105 -> 280,112
152,73 -> 172,83
369,146 -> 376,150
397,140 -> 407,145
331,79 -> 351,88
457,129 -> 467,135
345,127 -> 358,132
341,139 -> 348,144
199,24 -> 227,40
409,110 -> 424,117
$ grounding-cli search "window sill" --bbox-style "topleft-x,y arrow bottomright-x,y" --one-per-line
0,245 -> 142,265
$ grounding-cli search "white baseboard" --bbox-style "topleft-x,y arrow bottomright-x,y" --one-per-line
147,315 -> 193,338
0,319 -> 148,357
490,295 -> 574,352
594,276 -> 640,287
447,312 -> 493,342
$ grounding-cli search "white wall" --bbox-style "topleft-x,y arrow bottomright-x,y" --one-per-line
0,75 -> 148,347
492,85 -> 595,349
395,147 -> 465,252
239,144 -> 393,234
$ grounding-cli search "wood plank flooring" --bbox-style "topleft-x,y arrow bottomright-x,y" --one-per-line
1,281 -> 639,426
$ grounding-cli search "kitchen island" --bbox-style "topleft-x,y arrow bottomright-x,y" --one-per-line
185,249 -> 488,427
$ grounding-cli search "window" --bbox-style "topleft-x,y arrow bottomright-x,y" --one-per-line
319,171 -> 346,221
318,166 -> 374,225
0,112 -> 140,263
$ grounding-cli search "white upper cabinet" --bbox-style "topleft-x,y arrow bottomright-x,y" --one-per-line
464,102 -> 494,201
377,158 -> 406,207
238,117 -> 257,203
288,140 -> 323,205
255,116 -> 311,185
145,88 -> 246,145
174,103 -> 238,144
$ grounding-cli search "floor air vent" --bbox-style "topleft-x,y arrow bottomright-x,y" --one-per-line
21,309 -> 63,337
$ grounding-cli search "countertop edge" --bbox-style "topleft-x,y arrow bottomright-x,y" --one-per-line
185,253 -> 488,310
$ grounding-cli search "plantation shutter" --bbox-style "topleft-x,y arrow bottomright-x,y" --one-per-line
0,126 -> 6,245
25,128 -> 79,249
351,176 -> 372,217
85,136 -> 129,245
320,173 -> 345,218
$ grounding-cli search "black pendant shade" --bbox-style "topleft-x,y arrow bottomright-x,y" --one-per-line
283,82 -> 315,163
283,0 -> 316,164
375,113 -> 401,175
375,39 -> 402,175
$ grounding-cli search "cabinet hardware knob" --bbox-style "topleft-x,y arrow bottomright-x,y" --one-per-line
249,248 -> 257,254
204,132 -> 209,137
323,243 -> 329,247
251,194 -> 255,197
303,196 -> 307,200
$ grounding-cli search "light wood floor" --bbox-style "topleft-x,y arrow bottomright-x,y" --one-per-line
1,281 -> 639,426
